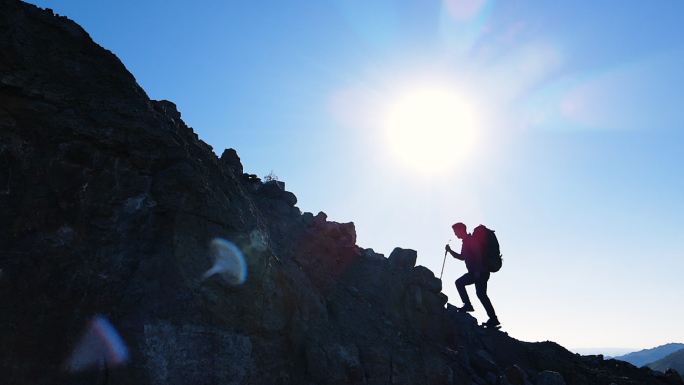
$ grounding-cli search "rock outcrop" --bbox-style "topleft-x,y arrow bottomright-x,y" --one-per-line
0,1 -> 680,384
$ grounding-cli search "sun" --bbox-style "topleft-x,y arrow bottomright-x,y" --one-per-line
384,87 -> 477,174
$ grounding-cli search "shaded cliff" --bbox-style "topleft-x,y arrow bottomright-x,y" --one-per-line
0,1 -> 680,384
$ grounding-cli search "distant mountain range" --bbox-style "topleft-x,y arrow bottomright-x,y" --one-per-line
614,343 -> 684,367
571,348 -> 636,357
648,348 -> 684,378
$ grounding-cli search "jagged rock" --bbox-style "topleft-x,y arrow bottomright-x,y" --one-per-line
651,370 -> 668,380
282,191 -> 297,206
301,211 -> 315,226
313,211 -> 328,224
472,349 -> 499,375
663,369 -> 684,385
241,173 -> 263,192
220,148 -> 243,175
361,248 -> 385,261
388,247 -> 417,269
411,265 -> 443,293
262,179 -> 285,198
154,99 -> 182,120
252,179 -> 300,217
535,370 -> 566,385
294,216 -> 362,292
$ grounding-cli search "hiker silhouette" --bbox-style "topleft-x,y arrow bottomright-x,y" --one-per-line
445,222 -> 500,328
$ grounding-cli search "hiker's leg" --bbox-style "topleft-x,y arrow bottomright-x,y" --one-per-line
455,273 -> 475,306
475,272 -> 497,319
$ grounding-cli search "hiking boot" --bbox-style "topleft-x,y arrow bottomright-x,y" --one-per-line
483,317 -> 500,328
456,304 -> 474,312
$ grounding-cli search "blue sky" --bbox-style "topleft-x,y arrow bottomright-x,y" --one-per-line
28,0 -> 684,352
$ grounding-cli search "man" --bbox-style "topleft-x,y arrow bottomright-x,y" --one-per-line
446,222 -> 500,328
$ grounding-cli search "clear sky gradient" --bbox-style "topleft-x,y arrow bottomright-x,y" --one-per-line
27,0 -> 684,352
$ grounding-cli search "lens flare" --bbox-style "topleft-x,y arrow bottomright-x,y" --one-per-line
202,238 -> 247,285
64,315 -> 129,372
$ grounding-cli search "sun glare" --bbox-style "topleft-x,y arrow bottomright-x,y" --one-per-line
384,87 -> 477,174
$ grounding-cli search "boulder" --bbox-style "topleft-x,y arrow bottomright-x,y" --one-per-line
282,191 -> 297,206
388,247 -> 417,269
471,349 -> 498,375
535,371 -> 566,385
503,365 -> 533,385
411,265 -> 442,293
301,211 -> 315,226
262,179 -> 284,198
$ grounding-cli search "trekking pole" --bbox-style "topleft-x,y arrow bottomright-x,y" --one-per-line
439,239 -> 451,280
439,250 -> 447,280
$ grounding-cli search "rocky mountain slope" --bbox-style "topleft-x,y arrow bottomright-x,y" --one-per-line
1,1 -> 682,384
648,348 -> 684,380
615,343 -> 684,367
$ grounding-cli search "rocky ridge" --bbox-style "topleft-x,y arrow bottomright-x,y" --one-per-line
0,1 -> 681,384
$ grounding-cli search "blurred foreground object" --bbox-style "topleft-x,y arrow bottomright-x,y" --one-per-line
202,238 -> 247,285
64,315 -> 129,372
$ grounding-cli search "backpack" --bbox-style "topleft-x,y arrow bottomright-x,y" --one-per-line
472,225 -> 502,273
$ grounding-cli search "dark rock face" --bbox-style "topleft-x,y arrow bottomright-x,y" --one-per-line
0,1 -> 679,384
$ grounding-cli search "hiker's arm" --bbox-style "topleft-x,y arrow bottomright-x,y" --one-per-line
445,244 -> 463,260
